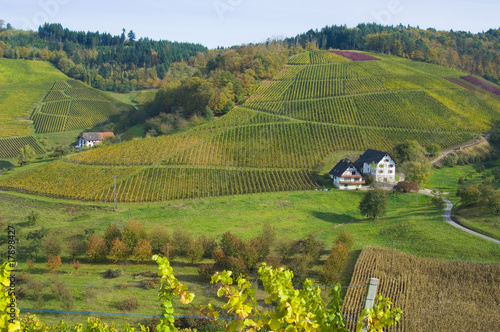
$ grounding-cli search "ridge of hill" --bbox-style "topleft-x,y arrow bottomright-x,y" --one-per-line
2,50 -> 500,202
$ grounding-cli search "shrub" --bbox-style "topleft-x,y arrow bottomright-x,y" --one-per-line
122,220 -> 147,250
172,227 -> 193,257
103,269 -> 121,279
240,242 -> 259,270
212,248 -> 227,268
198,235 -> 218,258
42,234 -> 62,257
133,239 -> 153,261
198,263 -> 216,281
26,210 -> 38,226
66,236 -> 86,258
47,255 -> 62,271
302,234 -> 324,262
275,239 -> 295,261
227,256 -> 247,278
26,258 -> 35,269
104,223 -> 122,248
120,297 -> 139,311
52,280 -> 74,309
72,259 -> 81,272
108,238 -> 130,262
322,242 -> 349,285
160,244 -> 176,260
264,253 -> 283,269
147,226 -> 171,253
220,231 -> 243,258
86,234 -> 108,261
334,230 -> 354,251
289,254 -> 310,287
140,278 -> 159,290
186,239 -> 204,264
395,181 -> 417,193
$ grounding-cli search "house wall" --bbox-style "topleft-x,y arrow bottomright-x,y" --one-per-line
373,154 -> 396,183
333,166 -> 364,189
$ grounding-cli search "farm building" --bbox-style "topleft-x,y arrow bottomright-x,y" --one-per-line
354,149 -> 397,183
76,132 -> 114,150
329,159 -> 365,190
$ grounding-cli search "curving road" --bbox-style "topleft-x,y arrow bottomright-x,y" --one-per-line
440,197 -> 500,244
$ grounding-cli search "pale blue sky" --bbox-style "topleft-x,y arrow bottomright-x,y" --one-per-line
2,0 -> 499,48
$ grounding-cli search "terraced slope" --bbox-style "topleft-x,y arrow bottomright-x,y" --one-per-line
2,51 -> 500,202
31,80 -> 135,133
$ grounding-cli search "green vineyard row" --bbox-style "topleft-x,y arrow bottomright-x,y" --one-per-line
0,136 -> 44,159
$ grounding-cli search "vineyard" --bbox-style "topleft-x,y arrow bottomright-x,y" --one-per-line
0,136 -> 44,159
343,246 -> 500,331
2,52 -> 500,202
30,80 -> 134,133
0,58 -> 68,138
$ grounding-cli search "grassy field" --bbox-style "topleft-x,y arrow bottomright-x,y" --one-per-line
344,246 -> 500,331
427,162 -> 500,240
2,188 -> 499,327
0,58 -> 67,138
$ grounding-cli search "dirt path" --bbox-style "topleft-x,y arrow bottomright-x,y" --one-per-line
431,135 -> 489,164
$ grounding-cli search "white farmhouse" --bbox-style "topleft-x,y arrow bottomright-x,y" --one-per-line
76,132 -> 114,150
329,159 -> 365,190
354,149 -> 396,183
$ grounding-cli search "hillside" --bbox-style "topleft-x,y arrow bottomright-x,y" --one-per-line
2,50 -> 500,201
0,59 -> 136,159
0,58 -> 67,138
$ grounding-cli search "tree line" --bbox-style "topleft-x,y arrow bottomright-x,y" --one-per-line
0,23 -> 207,92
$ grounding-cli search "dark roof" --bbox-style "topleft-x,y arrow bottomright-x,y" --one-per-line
354,149 -> 395,169
329,159 -> 362,177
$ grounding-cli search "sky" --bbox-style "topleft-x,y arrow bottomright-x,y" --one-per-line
2,0 -> 500,49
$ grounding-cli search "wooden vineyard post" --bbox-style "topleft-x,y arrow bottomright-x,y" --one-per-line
361,277 -> 379,332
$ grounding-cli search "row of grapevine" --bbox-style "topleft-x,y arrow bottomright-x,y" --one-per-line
246,79 -> 294,102
283,77 -> 386,100
167,122 -> 367,169
69,100 -> 121,117
295,63 -> 366,81
44,90 -> 70,102
133,90 -> 157,104
38,100 -> 71,116
97,166 -> 316,203
288,52 -> 310,65
273,65 -> 304,80
31,113 -> 67,133
0,160 -> 142,200
343,246 -> 500,332
68,133 -> 205,166
0,136 -> 44,159
51,80 -> 72,90
65,88 -> 113,101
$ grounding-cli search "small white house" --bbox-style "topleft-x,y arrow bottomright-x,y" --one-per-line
76,132 -> 114,150
329,159 -> 365,190
354,149 -> 396,183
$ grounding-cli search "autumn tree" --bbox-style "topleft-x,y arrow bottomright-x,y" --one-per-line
86,234 -> 108,261
122,220 -> 146,250
47,255 -> 62,271
107,238 -> 129,262
133,239 -> 153,261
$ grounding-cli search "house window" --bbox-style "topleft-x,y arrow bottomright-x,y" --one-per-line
384,159 -> 389,162
378,170 -> 383,173
388,170 -> 393,174
389,164 -> 394,168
